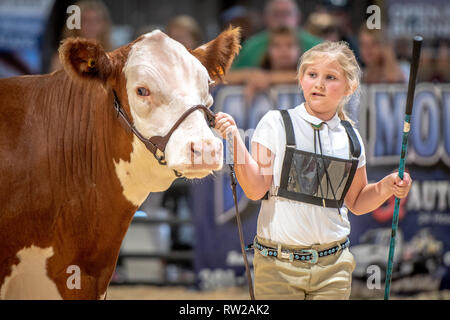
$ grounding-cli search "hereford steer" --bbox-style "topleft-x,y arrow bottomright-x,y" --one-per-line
0,27 -> 240,299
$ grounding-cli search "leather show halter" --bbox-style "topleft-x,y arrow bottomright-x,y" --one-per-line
112,89 -> 255,300
112,89 -> 216,177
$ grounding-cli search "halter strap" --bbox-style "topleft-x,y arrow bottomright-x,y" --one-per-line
112,89 -> 215,166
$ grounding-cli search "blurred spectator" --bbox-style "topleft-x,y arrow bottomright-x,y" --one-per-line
166,15 -> 202,50
220,5 -> 262,43
358,24 -> 406,84
416,40 -> 450,83
231,0 -> 322,70
49,0 -> 112,72
226,26 -> 300,103
394,37 -> 413,80
308,4 -> 360,63
417,46 -> 435,83
305,12 -> 340,42
434,40 -> 450,83
260,26 -> 301,70
329,7 -> 359,59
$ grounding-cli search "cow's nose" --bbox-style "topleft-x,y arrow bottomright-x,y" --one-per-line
189,139 -> 222,167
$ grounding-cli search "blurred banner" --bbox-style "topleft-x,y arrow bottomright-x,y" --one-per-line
388,0 -> 450,39
192,83 -> 450,295
0,0 -> 54,77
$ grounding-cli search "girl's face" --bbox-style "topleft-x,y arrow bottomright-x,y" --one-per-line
299,58 -> 351,120
268,33 -> 300,70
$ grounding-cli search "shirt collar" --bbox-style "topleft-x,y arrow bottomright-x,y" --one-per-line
296,102 -> 340,130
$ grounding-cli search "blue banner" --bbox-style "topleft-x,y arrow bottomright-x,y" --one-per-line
0,0 -> 54,77
192,83 -> 450,295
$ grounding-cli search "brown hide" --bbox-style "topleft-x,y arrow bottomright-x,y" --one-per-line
0,53 -> 136,299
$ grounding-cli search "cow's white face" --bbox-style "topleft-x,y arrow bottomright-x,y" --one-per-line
59,27 -> 240,206
123,30 -> 223,179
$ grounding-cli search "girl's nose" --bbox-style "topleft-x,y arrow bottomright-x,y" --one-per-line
315,79 -> 325,89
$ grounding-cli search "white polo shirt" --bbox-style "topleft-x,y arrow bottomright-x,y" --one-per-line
251,103 -> 366,246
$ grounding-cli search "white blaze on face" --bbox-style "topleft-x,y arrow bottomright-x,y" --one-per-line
123,30 -> 214,138
114,30 -> 223,206
114,135 -> 175,206
0,246 -> 62,300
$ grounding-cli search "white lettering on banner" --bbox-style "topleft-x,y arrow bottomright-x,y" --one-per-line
390,274 -> 442,292
198,268 -> 253,291
389,1 -> 450,38
226,250 -> 254,266
369,84 -> 449,166
407,181 -> 450,213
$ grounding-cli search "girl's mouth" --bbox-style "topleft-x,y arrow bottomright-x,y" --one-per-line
312,92 -> 325,97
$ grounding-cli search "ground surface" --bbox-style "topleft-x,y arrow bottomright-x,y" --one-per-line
107,285 -> 450,300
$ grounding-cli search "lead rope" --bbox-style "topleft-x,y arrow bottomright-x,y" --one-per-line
227,132 -> 255,300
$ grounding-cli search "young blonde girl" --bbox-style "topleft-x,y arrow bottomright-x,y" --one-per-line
214,41 -> 412,300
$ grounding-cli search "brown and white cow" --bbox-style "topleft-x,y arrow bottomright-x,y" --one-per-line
0,27 -> 240,299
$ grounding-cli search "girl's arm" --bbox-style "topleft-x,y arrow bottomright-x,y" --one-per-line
344,165 -> 412,215
214,112 -> 274,200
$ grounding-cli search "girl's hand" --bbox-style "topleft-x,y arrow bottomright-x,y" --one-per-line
383,171 -> 413,199
214,112 -> 238,139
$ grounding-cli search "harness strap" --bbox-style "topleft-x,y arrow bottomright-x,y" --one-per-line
280,109 -> 296,146
262,110 -> 295,200
341,120 -> 361,158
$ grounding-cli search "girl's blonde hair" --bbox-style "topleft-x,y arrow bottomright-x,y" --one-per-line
297,41 -> 361,122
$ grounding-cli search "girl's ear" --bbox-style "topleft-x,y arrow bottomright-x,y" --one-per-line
346,82 -> 358,96
297,73 -> 304,89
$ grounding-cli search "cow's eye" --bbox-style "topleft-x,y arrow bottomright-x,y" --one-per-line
137,87 -> 150,96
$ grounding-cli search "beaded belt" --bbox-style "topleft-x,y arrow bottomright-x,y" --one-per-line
248,238 -> 350,264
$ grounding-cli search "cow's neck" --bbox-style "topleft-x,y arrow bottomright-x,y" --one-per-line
41,72 -> 177,298
48,71 -> 176,211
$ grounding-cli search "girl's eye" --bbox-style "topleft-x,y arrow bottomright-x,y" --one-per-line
309,72 -> 317,78
137,87 -> 150,96
327,75 -> 336,80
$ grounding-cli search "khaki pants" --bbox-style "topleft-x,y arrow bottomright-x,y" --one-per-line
253,236 -> 356,300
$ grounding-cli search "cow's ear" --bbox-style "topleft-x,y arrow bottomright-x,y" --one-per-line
191,26 -> 241,84
59,37 -> 112,84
